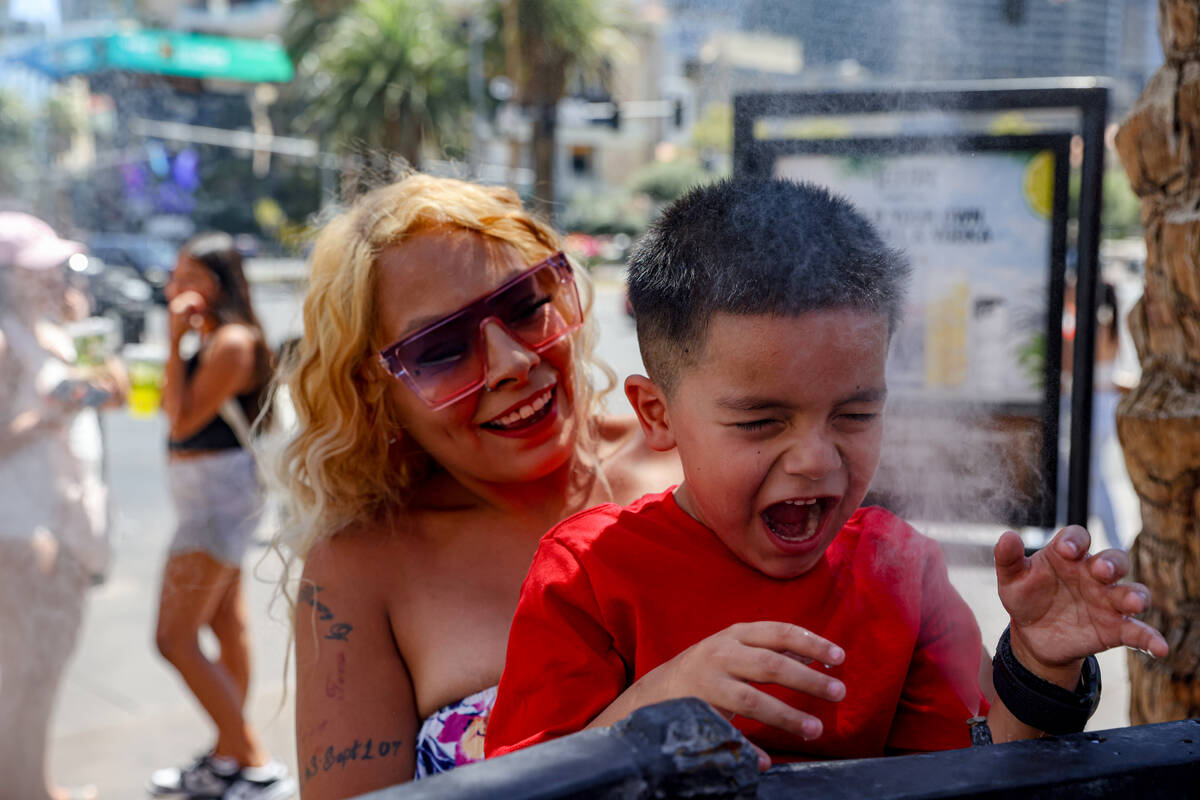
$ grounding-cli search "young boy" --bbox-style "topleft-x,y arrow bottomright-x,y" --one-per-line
484,179 -> 1167,765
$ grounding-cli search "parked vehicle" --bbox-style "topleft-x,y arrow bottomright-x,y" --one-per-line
84,233 -> 177,304
68,253 -> 154,344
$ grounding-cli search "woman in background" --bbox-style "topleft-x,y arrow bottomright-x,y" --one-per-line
148,233 -> 293,800
0,213 -> 124,800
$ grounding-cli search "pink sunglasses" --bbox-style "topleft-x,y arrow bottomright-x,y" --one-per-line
378,252 -> 583,409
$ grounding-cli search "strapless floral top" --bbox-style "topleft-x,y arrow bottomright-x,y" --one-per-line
413,685 -> 497,779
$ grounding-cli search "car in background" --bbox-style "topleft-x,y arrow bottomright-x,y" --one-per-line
67,253 -> 154,345
85,233 -> 178,304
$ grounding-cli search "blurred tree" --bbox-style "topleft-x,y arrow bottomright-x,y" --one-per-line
282,0 -> 354,63
286,0 -> 470,170
691,103 -> 732,158
45,92 -> 86,162
491,0 -> 625,220
1066,166 -> 1145,240
1100,167 -> 1140,240
560,186 -> 646,236
0,91 -> 33,200
628,157 -> 717,206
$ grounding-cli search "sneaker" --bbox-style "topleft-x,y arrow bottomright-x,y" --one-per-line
222,762 -> 296,800
147,753 -> 239,797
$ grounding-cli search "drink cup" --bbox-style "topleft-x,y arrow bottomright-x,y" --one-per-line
123,343 -> 166,418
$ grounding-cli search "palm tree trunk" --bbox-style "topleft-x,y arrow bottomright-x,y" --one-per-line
383,115 -> 421,173
530,102 -> 558,221
1112,0 -> 1200,724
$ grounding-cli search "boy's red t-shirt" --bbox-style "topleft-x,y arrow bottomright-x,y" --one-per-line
485,489 -> 988,760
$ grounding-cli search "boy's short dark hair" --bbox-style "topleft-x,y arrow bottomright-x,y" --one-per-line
627,177 -> 910,391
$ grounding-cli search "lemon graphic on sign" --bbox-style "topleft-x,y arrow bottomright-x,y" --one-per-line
1023,151 -> 1054,219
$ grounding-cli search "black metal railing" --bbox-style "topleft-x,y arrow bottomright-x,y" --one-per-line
359,698 -> 1200,799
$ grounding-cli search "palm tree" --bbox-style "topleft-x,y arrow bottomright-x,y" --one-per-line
496,0 -> 623,219
1112,0 -> 1200,724
0,91 -> 33,200
286,0 -> 470,171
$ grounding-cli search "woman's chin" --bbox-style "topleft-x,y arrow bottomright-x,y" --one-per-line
507,426 -> 578,482
486,412 -> 579,484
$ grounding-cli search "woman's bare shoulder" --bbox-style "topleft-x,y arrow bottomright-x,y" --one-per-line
595,414 -> 653,459
301,516 -> 412,593
208,323 -> 257,355
193,325 -> 256,379
595,414 -> 682,502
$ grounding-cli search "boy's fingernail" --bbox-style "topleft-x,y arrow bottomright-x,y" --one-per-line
802,719 -> 821,739
830,646 -> 845,662
828,681 -> 846,701
1062,540 -> 1079,556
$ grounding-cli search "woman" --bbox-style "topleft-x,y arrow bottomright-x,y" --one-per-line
281,174 -> 680,798
0,212 -> 123,800
149,233 -> 293,800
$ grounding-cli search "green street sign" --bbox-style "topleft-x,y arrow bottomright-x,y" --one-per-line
103,30 -> 293,83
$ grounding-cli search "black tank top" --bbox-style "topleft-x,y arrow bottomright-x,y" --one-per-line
167,351 -> 262,452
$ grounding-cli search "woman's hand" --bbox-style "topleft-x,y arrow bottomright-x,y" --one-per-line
168,290 -> 208,344
90,356 -> 130,409
994,526 -> 1169,688
590,621 -> 846,769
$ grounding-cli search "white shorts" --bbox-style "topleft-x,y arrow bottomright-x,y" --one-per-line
167,449 -> 261,566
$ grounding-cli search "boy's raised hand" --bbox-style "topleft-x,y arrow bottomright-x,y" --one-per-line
993,526 -> 1168,686
592,621 -> 845,768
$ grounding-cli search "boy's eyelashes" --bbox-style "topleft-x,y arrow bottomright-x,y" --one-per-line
728,411 -> 881,432
732,419 -> 779,432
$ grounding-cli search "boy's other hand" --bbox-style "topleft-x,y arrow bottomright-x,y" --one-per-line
640,621 -> 845,762
993,526 -> 1168,688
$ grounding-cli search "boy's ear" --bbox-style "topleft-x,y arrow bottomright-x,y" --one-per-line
624,374 -> 677,452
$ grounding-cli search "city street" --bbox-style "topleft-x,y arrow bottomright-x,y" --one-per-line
49,275 -> 1138,797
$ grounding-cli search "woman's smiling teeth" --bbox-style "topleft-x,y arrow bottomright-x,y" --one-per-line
484,387 -> 554,430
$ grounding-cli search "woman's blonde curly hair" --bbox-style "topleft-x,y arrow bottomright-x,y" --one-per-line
274,173 -> 613,562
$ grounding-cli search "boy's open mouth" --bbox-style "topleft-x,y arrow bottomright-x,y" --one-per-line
762,497 -> 833,543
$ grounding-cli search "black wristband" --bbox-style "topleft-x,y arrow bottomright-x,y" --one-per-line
992,626 -> 1101,735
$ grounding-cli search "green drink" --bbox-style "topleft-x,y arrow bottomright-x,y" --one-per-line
123,344 -> 166,418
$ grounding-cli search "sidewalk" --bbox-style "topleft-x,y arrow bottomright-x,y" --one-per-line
50,535 -> 298,797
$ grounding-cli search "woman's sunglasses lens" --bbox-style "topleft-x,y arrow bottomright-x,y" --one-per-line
387,255 -> 581,407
